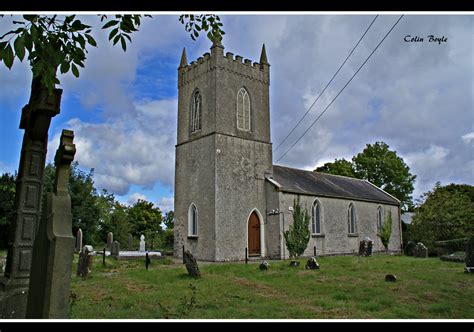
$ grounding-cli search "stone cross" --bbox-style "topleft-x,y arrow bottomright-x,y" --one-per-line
75,228 -> 83,253
0,80 -> 62,318
26,129 -> 76,318
139,235 -> 145,252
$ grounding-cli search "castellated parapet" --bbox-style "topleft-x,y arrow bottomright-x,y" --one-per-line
178,43 -> 270,89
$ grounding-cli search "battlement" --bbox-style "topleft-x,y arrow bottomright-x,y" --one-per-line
178,43 -> 269,88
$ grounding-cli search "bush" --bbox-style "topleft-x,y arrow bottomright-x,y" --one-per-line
434,238 -> 468,256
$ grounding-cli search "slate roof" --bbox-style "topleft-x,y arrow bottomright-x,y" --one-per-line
268,165 -> 400,206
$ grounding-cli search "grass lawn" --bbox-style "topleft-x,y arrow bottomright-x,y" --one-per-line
70,254 -> 473,319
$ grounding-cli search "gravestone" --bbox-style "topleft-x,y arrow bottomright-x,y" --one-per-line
414,242 -> 428,258
385,274 -> 397,282
75,228 -> 83,253
139,235 -> 146,252
77,246 -> 93,278
111,241 -> 120,257
128,234 -> 133,251
465,237 -> 474,273
107,232 -> 113,251
305,257 -> 320,270
183,250 -> 201,278
259,261 -> 270,270
405,241 -> 416,256
0,80 -> 62,318
358,238 -> 373,256
26,130 -> 76,318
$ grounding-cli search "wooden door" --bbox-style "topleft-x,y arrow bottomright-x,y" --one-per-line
248,212 -> 260,256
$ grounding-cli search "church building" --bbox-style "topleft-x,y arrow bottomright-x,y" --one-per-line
174,40 -> 402,261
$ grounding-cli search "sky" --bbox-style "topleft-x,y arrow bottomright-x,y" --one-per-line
0,14 -> 472,212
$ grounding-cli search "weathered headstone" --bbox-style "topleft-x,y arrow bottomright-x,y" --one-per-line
289,260 -> 300,267
183,250 -> 200,278
26,130 -> 76,318
77,246 -> 93,279
305,257 -> 320,270
75,228 -> 83,253
385,274 -> 397,282
139,234 -> 146,252
111,241 -> 120,257
128,234 -> 133,251
107,232 -> 113,251
0,80 -> 62,318
465,237 -> 474,273
414,242 -> 428,258
259,260 -> 270,270
358,238 -> 373,256
405,241 -> 416,256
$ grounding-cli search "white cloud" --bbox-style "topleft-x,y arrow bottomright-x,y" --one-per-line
462,132 -> 474,144
127,192 -> 147,205
156,196 -> 174,213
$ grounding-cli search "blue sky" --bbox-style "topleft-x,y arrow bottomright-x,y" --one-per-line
1,14 -> 473,212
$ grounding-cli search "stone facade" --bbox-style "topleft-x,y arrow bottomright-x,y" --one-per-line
265,190 -> 401,259
174,41 -> 272,261
174,41 -> 402,262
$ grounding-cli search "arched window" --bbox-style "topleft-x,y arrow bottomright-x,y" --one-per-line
188,203 -> 198,236
312,200 -> 322,234
377,206 -> 383,232
191,90 -> 202,133
348,203 -> 357,234
237,87 -> 250,131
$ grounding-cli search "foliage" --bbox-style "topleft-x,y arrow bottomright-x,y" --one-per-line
178,15 -> 225,42
410,182 -> 474,253
314,158 -> 355,177
96,190 -> 131,246
0,173 -> 16,249
316,141 -> 416,211
283,196 -> 310,259
378,211 -> 392,251
0,14 -> 224,93
163,210 -> 174,229
127,199 -> 163,241
434,238 -> 469,256
352,142 -> 416,211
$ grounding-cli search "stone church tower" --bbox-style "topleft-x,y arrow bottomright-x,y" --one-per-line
174,40 -> 272,261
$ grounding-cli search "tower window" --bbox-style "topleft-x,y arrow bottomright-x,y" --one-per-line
191,90 -> 202,133
188,203 -> 198,237
237,87 -> 250,131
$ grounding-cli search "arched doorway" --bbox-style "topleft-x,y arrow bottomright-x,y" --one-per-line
248,211 -> 261,256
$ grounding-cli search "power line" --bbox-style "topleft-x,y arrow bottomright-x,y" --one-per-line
274,15 -> 379,153
276,15 -> 404,164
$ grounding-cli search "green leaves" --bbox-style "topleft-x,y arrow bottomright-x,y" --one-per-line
283,197 -> 310,259
3,44 -> 14,69
179,14 -> 225,43
101,15 -> 146,52
13,35 -> 25,61
71,63 -> 79,77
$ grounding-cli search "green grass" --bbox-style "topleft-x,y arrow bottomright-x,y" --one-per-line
69,254 -> 473,319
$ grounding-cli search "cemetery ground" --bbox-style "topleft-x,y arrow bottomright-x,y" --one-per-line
66,254 -> 473,319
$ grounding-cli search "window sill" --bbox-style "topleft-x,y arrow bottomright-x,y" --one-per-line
348,233 -> 359,237
187,235 -> 198,239
311,233 -> 325,238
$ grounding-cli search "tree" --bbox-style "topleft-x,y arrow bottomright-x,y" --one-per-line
0,14 -> 225,92
314,158 -> 355,177
410,182 -> 474,252
0,173 -> 16,249
352,142 -> 416,211
128,199 -> 163,243
161,211 -> 175,250
316,141 -> 416,211
378,211 -> 392,252
163,211 -> 174,229
283,196 -> 310,260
